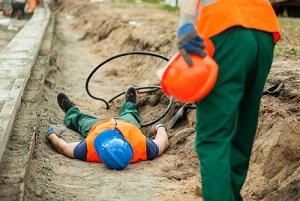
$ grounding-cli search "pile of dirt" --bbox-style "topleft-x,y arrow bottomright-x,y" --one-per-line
242,60 -> 300,201
23,0 -> 299,200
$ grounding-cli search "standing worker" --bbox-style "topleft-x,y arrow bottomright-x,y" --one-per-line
177,0 -> 280,200
11,0 -> 27,19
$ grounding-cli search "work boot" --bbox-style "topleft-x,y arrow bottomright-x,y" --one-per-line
125,87 -> 137,104
57,93 -> 73,113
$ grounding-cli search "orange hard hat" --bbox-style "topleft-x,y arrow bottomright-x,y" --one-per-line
160,53 -> 219,103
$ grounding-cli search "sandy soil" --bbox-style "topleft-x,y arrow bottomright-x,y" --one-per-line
4,0 -> 299,200
23,1 -> 200,201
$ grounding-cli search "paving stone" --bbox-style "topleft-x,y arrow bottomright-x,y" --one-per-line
0,67 -> 27,79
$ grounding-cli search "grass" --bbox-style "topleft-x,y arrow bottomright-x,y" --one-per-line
112,0 -> 179,12
142,0 -> 160,3
274,17 -> 300,58
161,4 -> 179,12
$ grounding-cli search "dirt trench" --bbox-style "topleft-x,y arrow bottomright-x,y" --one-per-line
22,2 -> 200,201
5,0 -> 300,201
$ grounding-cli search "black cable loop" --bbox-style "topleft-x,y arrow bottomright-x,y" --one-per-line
108,86 -> 161,103
85,51 -> 173,127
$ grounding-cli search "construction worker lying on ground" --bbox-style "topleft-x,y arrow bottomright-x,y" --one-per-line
45,87 -> 169,170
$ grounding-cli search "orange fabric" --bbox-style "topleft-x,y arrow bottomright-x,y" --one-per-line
27,0 -> 37,13
85,119 -> 147,163
195,0 -> 281,42
204,38 -> 215,57
196,0 -> 201,10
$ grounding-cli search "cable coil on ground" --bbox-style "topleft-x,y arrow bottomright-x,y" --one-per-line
85,51 -> 173,127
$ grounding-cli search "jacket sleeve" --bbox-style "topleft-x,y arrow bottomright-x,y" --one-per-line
73,139 -> 87,161
179,0 -> 200,26
146,138 -> 159,160
179,0 -> 217,26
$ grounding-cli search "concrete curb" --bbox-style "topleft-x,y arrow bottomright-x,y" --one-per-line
0,5 -> 50,163
0,12 -> 55,201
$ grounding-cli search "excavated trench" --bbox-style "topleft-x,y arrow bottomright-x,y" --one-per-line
22,3 -> 200,201
0,0 -> 299,201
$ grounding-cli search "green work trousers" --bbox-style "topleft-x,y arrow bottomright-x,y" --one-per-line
195,27 -> 275,201
64,101 -> 141,138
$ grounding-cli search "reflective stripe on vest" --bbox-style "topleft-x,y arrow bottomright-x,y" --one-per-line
195,0 -> 281,41
85,119 -> 147,163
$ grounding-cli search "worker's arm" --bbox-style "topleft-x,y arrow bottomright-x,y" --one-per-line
149,123 -> 169,157
179,0 -> 199,26
178,0 -> 206,65
153,127 -> 169,156
179,0 -> 216,26
46,126 -> 79,158
47,134 -> 79,158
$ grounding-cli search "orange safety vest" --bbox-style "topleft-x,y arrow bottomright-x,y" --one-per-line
85,118 -> 147,163
195,0 -> 281,42
27,0 -> 37,13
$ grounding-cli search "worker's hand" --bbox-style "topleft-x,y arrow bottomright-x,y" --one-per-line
177,23 -> 206,66
46,125 -> 66,141
150,122 -> 166,137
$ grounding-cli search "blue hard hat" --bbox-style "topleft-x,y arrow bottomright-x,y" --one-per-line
94,130 -> 133,170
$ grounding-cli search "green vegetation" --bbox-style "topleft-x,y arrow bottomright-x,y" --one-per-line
161,4 -> 179,12
142,0 -> 160,3
274,18 -> 300,58
112,0 -> 179,12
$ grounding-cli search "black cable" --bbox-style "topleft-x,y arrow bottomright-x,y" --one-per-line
108,86 -> 161,103
85,51 -> 173,127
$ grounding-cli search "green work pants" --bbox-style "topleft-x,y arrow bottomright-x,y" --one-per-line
64,101 -> 141,138
195,27 -> 274,201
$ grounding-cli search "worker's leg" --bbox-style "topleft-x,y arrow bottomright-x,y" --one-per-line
117,101 -> 141,128
195,27 -> 258,201
64,107 -> 102,138
230,31 -> 274,201
20,3 -> 25,17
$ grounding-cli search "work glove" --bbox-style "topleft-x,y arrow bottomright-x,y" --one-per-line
45,125 -> 66,141
177,23 -> 206,66
150,122 -> 166,137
